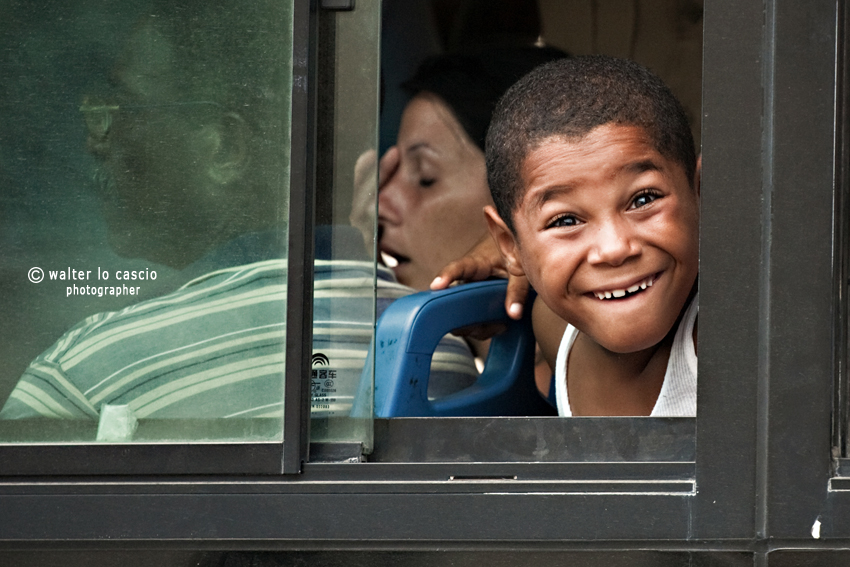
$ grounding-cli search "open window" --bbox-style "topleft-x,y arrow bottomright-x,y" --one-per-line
309,0 -> 705,468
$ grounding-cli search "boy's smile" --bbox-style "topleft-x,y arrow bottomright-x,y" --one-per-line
487,124 -> 699,355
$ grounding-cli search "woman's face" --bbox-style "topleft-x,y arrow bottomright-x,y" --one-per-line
378,94 -> 492,290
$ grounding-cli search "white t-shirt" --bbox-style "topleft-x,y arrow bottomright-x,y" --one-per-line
555,293 -> 698,417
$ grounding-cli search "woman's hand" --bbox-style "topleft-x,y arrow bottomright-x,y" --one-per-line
350,150 -> 378,255
429,232 -> 531,320
351,147 -> 401,257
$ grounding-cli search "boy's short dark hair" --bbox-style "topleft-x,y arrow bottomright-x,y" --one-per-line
486,55 -> 697,232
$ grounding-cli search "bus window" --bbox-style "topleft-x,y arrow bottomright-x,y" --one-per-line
311,0 -> 704,462
0,0 -> 293,444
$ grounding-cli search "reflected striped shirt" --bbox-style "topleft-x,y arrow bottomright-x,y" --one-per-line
0,259 -> 477,420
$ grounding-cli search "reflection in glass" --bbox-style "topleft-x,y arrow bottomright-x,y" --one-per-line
0,0 -> 292,442
307,0 -> 483,450
308,0 -> 383,447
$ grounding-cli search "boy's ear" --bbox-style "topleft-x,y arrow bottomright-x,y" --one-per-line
484,205 -> 526,277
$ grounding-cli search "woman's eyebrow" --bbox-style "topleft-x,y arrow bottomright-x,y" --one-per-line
406,142 -> 428,152
405,142 -> 440,157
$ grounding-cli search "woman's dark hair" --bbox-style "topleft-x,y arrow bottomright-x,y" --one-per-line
401,46 -> 568,151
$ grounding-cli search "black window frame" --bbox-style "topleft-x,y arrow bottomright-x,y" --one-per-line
0,0 -> 847,561
767,0 -> 850,541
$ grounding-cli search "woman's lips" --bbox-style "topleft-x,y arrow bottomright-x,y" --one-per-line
380,251 -> 400,268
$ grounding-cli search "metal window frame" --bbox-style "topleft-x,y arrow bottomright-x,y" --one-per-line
0,0 -> 847,557
0,0 -> 742,543
767,0 -> 850,541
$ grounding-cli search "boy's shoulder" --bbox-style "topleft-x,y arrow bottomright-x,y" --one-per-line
551,293 -> 698,417
531,297 -> 567,371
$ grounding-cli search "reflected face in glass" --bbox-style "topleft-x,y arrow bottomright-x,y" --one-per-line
378,95 -> 492,291
500,124 -> 699,354
84,24 -> 226,268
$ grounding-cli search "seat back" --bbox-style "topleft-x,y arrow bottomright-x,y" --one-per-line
351,280 -> 556,417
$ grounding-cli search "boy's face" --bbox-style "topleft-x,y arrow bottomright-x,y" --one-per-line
486,124 -> 699,354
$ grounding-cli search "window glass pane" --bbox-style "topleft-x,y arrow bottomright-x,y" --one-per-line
309,0 -> 382,448
0,0 -> 293,443
308,0 -> 488,450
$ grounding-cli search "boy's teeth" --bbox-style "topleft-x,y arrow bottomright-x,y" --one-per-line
595,275 -> 656,300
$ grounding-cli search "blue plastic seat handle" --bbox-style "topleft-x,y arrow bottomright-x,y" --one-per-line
351,280 -> 555,417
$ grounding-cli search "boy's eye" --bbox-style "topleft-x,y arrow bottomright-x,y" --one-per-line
419,178 -> 436,188
547,214 -> 580,229
631,190 -> 661,209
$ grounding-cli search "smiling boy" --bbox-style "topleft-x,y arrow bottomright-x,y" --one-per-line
483,56 -> 699,416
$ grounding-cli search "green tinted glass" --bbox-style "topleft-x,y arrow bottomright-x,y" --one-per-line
0,0 -> 293,444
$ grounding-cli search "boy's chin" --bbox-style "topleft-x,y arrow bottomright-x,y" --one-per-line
587,327 -> 673,355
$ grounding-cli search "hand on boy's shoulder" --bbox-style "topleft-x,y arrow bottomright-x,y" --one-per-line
430,232 -> 531,320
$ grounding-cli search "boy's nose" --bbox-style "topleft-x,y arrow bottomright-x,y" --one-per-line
587,219 -> 641,266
